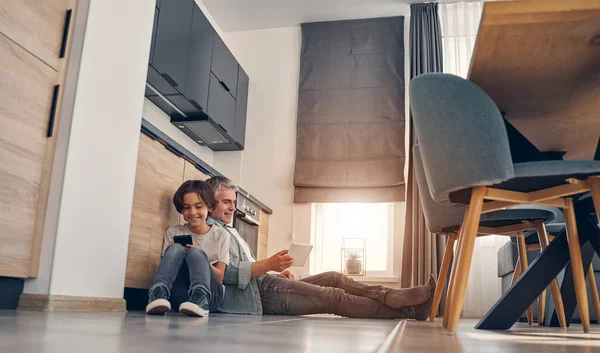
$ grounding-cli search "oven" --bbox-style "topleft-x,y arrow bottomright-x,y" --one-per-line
233,191 -> 261,255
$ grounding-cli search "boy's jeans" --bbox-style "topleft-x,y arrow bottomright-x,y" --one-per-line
150,243 -> 224,311
257,271 -> 415,319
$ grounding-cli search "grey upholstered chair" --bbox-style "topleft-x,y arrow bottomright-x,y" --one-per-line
410,73 -> 600,333
413,145 -> 565,327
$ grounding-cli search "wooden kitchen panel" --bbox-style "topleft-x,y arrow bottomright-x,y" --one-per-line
257,210 -> 270,260
125,134 -> 184,288
183,160 -> 210,182
0,0 -> 75,71
0,33 -> 58,278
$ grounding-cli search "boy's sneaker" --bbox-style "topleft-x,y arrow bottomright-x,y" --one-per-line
179,288 -> 209,317
146,285 -> 171,315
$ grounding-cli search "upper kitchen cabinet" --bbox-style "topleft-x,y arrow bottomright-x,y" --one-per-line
184,5 -> 214,113
211,35 -> 239,99
233,67 -> 249,148
145,1 -> 249,151
152,0 -> 193,91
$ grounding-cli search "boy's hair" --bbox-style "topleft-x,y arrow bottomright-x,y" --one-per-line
205,176 -> 237,196
173,180 -> 217,213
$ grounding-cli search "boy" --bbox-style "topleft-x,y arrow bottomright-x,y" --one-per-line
146,180 -> 230,317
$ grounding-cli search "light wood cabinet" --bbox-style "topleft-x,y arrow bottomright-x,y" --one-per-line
0,0 -> 73,70
257,210 -> 270,260
125,134 -> 209,289
0,0 -> 76,278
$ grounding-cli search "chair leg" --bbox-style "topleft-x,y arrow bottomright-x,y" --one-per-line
511,257 -> 522,285
587,265 -> 600,325
564,198 -> 591,333
536,222 -> 567,328
517,234 -> 534,326
537,289 -> 546,326
589,176 -> 600,325
447,186 -> 485,333
429,233 -> 457,322
443,227 -> 463,329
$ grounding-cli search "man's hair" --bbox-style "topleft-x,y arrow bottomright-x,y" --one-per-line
205,175 -> 237,196
173,180 -> 217,213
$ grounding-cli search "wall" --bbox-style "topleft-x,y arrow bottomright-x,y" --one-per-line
222,27 -> 301,257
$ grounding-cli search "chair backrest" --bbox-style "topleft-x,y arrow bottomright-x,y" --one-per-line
413,145 -> 465,233
409,73 -> 515,204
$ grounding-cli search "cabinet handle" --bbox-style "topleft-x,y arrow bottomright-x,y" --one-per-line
60,9 -> 73,58
219,80 -> 231,92
165,144 -> 183,157
47,85 -> 60,138
161,73 -> 179,87
217,124 -> 227,133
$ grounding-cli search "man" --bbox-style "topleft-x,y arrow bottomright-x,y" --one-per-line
206,176 -> 435,319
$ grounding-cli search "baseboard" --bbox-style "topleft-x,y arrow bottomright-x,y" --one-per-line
18,293 -> 126,312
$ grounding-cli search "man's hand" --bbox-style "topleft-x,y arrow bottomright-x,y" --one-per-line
278,270 -> 295,280
267,250 -> 294,272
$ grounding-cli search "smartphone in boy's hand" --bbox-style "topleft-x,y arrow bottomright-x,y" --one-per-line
173,235 -> 193,247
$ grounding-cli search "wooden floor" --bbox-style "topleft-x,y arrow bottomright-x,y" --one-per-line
396,319 -> 600,353
2,311 -> 599,353
0,311 -> 397,353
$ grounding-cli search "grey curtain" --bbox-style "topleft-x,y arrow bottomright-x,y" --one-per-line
294,17 -> 406,203
401,3 -> 445,300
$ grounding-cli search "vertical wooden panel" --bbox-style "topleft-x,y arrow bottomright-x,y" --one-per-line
257,210 -> 270,260
0,34 -> 58,278
147,146 -> 184,281
125,134 -> 184,289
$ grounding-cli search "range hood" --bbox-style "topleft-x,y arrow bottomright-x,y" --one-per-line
145,82 -> 240,151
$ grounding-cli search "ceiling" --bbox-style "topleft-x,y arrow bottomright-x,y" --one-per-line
202,0 -> 419,32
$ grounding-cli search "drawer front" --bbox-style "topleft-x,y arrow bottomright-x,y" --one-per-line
233,66 -> 249,148
207,73 -> 236,135
210,35 -> 238,99
152,0 -> 193,91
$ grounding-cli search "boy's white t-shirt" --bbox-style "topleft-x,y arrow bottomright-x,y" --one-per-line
162,224 -> 230,265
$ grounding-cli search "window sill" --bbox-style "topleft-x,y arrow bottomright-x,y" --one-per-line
301,274 -> 400,283
352,276 -> 400,283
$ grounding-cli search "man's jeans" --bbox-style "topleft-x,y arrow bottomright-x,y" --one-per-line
150,243 -> 224,311
257,271 -> 415,319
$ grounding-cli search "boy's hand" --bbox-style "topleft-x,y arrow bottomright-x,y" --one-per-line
267,250 -> 294,272
279,270 -> 295,280
185,244 -> 199,252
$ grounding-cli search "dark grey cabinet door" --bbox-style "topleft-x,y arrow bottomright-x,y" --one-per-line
233,66 -> 249,148
149,8 -> 159,65
210,35 -> 238,99
207,73 -> 236,135
184,6 -> 213,112
152,0 -> 193,91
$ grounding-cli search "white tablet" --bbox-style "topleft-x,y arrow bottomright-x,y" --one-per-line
288,243 -> 313,267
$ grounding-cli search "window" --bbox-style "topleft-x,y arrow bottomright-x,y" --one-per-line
310,203 -> 396,278
439,1 -> 483,78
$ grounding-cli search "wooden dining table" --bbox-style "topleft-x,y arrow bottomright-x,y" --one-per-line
465,0 -> 600,329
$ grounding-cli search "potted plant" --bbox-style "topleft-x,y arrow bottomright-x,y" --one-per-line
345,252 -> 362,275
